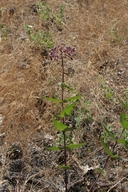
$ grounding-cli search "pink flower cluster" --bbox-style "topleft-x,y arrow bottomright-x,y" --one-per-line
49,44 -> 75,60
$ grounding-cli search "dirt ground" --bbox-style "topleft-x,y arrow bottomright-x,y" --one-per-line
0,0 -> 128,191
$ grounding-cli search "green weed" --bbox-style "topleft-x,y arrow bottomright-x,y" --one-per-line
109,21 -> 121,43
109,27 -> 121,42
105,87 -> 114,100
37,2 -> 65,27
89,109 -> 128,191
25,24 -> 54,49
1,25 -> 8,41
75,101 -> 92,128
37,2 -> 50,21
88,78 -> 128,191
52,3 -> 65,26
99,77 -> 117,104
25,3 -> 65,49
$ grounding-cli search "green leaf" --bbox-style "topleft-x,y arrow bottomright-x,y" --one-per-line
61,83 -> 74,91
64,95 -> 81,102
66,143 -> 85,149
100,137 -> 118,159
58,165 -> 71,169
60,102 -> 76,117
43,96 -> 62,103
104,127 -> 117,141
120,112 -> 128,129
46,146 -> 61,151
117,139 -> 126,145
96,168 -> 104,174
53,120 -> 67,131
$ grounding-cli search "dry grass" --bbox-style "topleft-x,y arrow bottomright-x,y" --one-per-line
0,0 -> 128,191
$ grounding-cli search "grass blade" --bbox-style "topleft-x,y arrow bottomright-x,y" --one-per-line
100,137 -> 118,159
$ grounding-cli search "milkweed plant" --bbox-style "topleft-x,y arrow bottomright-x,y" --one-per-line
43,44 -> 85,192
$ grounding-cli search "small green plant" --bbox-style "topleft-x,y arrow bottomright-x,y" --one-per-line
1,25 -> 8,41
37,2 -> 50,21
52,3 -> 65,26
119,93 -> 128,146
25,24 -> 54,49
25,24 -> 31,35
99,77 -> 117,103
105,87 -> 115,100
89,99 -> 128,191
60,3 -> 65,18
101,124 -> 111,141
37,2 -> 65,27
56,131 -> 73,147
109,21 -> 121,43
43,44 -> 85,192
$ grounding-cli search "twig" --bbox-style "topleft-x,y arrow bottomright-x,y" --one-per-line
107,177 -> 126,192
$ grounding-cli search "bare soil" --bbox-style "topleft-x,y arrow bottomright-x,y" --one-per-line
0,0 -> 128,191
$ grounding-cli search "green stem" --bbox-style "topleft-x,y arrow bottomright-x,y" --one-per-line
61,57 -> 64,109
61,56 -> 68,192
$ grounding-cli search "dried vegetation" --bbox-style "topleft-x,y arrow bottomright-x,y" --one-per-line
0,0 -> 128,191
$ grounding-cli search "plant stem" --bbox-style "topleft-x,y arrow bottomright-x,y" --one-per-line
63,131 -> 68,192
61,56 -> 64,109
61,56 -> 68,192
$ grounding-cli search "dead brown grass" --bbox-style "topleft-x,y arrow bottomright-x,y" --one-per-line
0,0 -> 128,191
